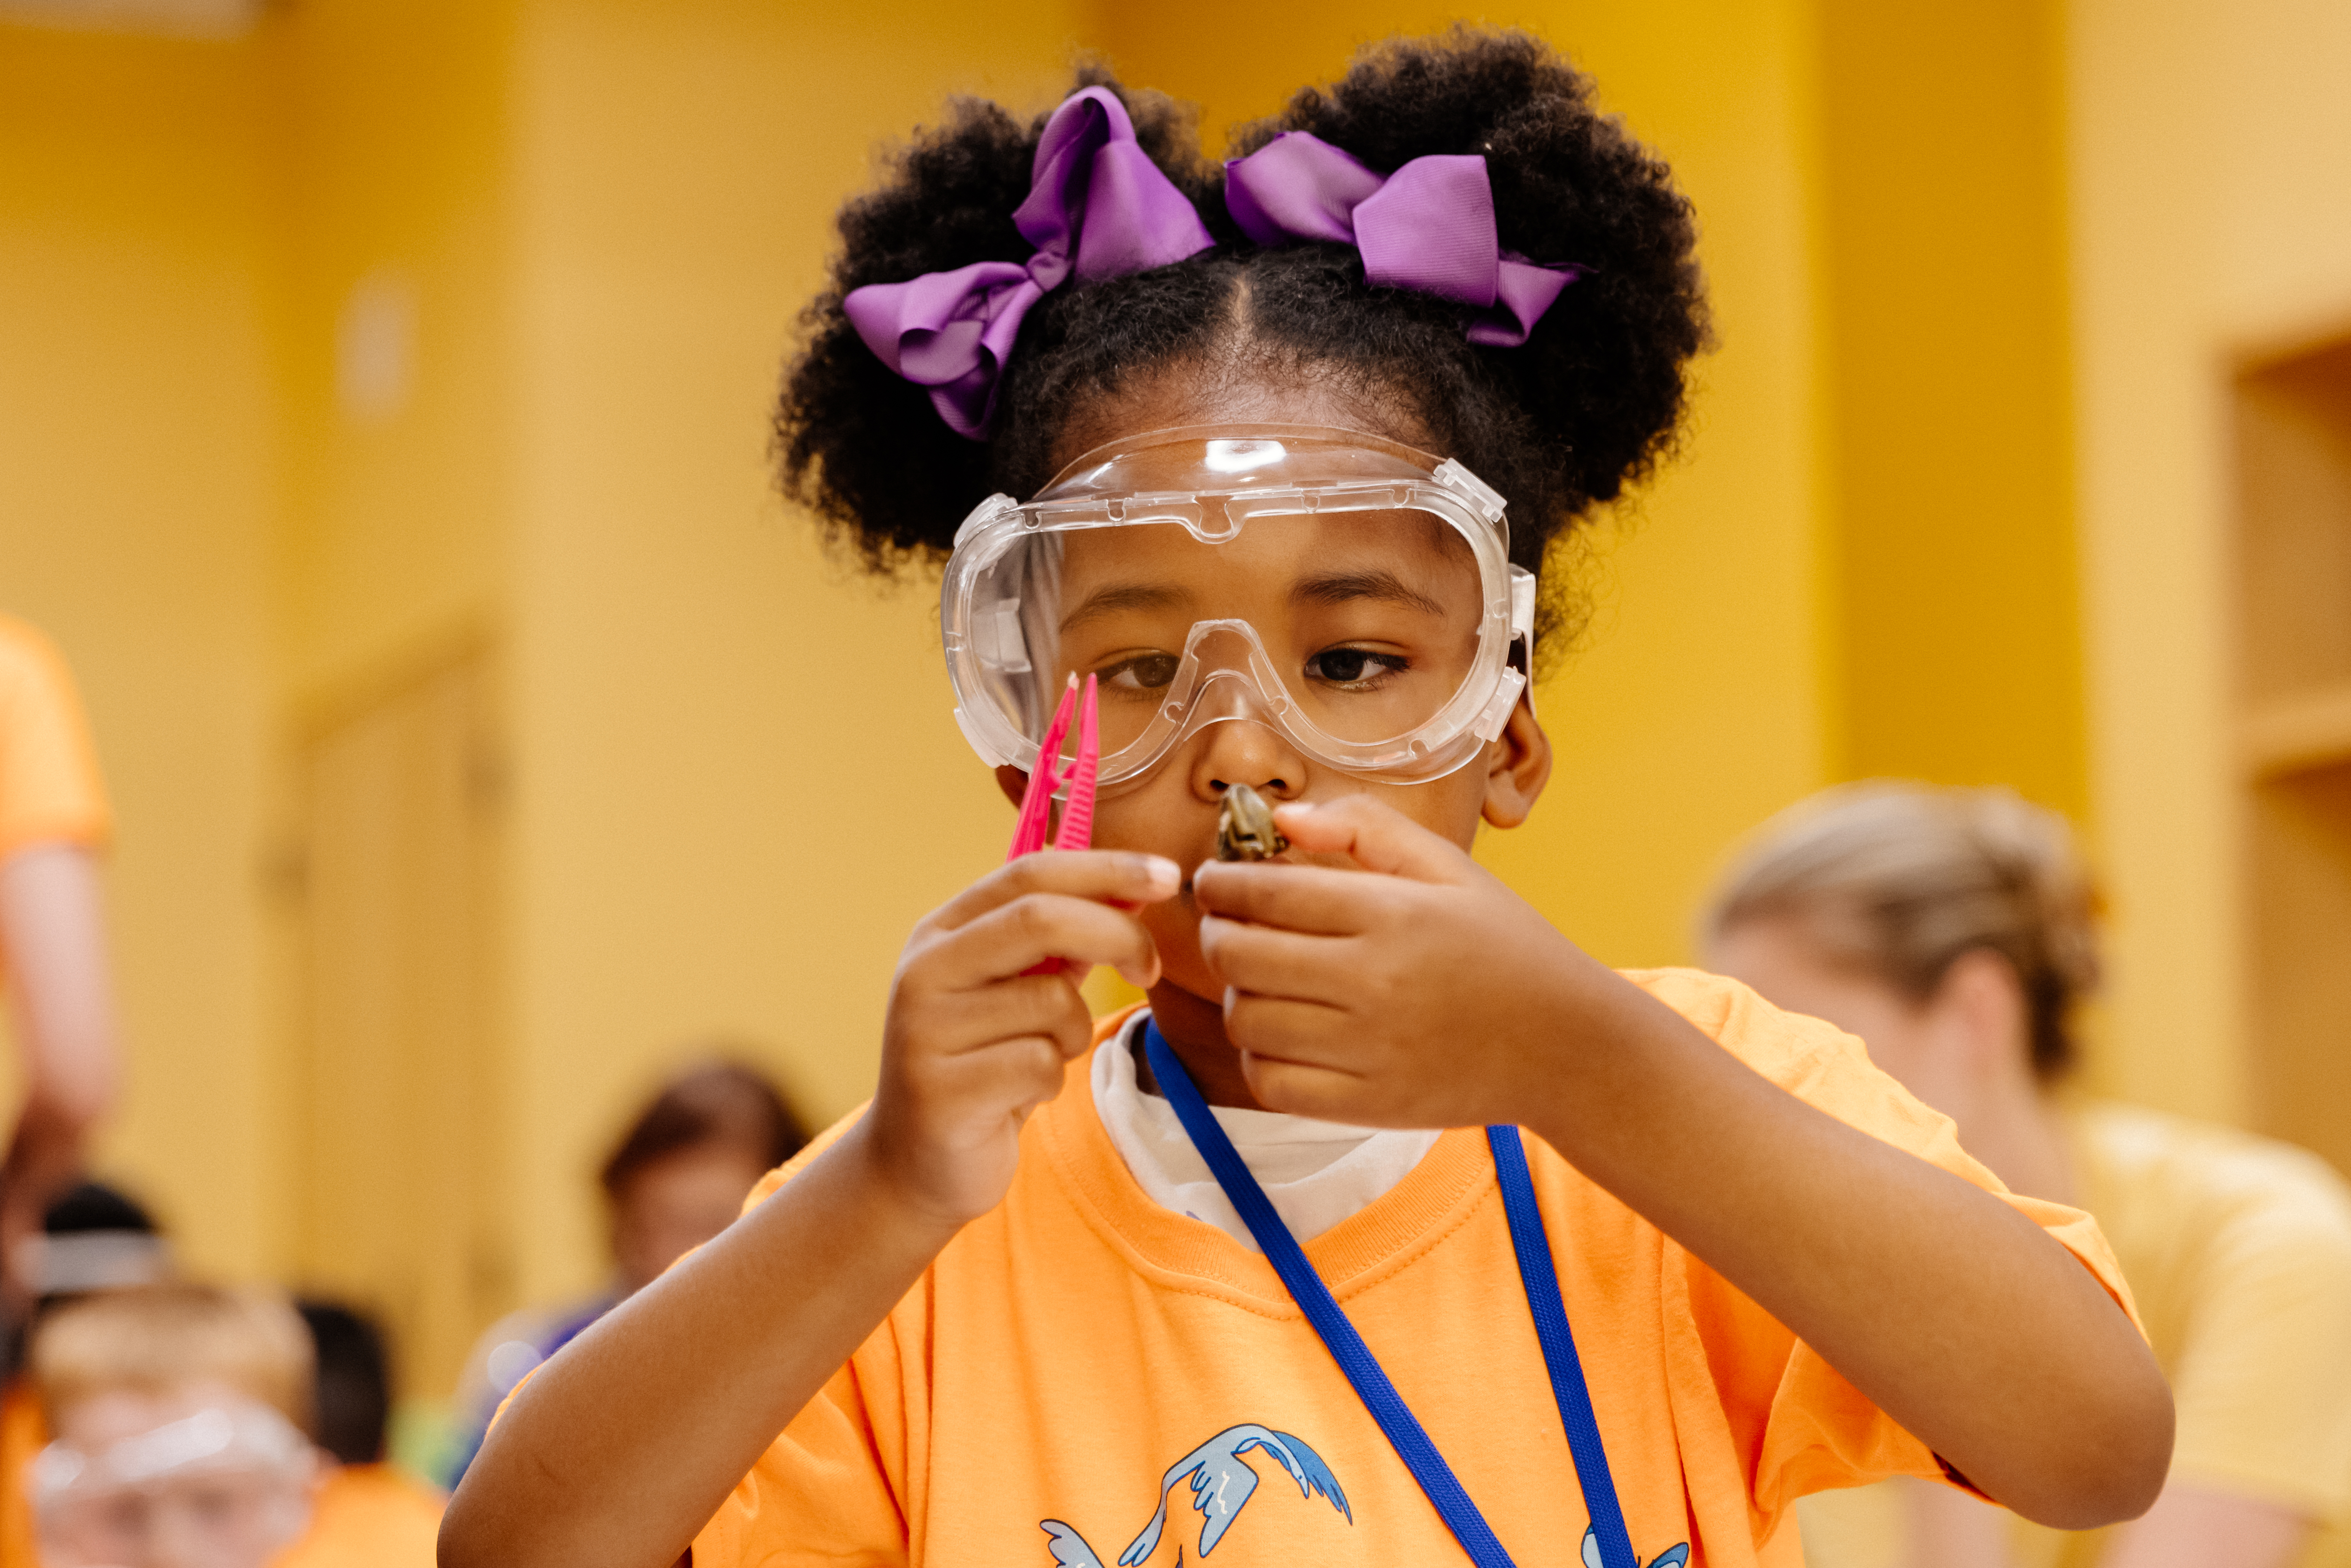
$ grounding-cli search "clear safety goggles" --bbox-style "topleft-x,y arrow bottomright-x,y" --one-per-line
32,1402 -> 316,1568
943,426 -> 1535,792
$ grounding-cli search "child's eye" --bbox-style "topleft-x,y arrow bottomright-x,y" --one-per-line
1304,647 -> 1408,689
1098,653 -> 1181,692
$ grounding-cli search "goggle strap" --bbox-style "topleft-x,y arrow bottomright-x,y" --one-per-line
1508,564 -> 1537,655
1473,669 -> 1529,742
1508,563 -> 1538,719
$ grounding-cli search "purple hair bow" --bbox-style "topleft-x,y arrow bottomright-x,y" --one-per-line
848,93 -> 1581,437
842,86 -> 1215,438
1224,131 -> 1578,347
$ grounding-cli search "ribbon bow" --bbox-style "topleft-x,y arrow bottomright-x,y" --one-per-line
1224,131 -> 1578,347
843,87 -> 1216,439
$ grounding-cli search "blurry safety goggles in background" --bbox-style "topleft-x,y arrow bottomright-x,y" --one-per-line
32,1401 -> 315,1568
944,426 -> 1536,793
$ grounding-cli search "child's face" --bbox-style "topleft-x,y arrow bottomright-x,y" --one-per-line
1005,365 -> 1552,1006
43,1379 -> 315,1568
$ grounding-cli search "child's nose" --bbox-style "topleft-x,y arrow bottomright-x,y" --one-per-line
1187,717 -> 1308,805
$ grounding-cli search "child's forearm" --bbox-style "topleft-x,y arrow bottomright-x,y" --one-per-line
1519,965 -> 2171,1529
439,1119 -> 955,1568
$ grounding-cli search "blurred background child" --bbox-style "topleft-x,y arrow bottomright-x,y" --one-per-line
280,1300 -> 442,1568
1,1180 -> 170,1568
26,1282 -> 317,1568
0,1187 -> 443,1568
441,1059 -> 805,1483
1704,782 -> 2351,1568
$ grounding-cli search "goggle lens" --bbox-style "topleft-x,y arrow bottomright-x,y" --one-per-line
970,510 -> 1487,768
943,426 -> 1530,789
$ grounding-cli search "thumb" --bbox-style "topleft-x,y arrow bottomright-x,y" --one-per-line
1273,796 -> 1479,884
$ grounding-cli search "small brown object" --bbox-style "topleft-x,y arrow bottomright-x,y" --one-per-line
1215,783 -> 1289,862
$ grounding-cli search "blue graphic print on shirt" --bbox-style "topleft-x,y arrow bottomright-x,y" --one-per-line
1038,1423 -> 1689,1566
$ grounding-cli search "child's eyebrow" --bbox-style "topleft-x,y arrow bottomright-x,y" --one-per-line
1058,582 -> 1192,633
1293,570 -> 1451,618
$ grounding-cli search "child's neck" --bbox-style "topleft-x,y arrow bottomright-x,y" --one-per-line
1137,981 -> 1275,1111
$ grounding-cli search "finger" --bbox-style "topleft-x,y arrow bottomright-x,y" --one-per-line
909,971 -> 1091,1058
1192,861 -> 1401,935
935,892 -> 1161,991
1222,991 -> 1355,1067
1272,796 -> 1478,885
947,1034 -> 1074,1120
1198,916 -> 1359,999
932,850 -> 1180,932
1238,1055 -> 1369,1121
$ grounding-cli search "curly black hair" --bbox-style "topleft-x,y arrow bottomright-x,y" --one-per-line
778,28 -> 1708,653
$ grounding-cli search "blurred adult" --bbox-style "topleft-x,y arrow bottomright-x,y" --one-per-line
1704,782 -> 2351,1568
0,617 -> 121,1323
442,1059 -> 806,1482
279,1300 -> 443,1568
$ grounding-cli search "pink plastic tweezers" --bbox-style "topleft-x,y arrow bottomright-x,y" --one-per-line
1005,674 -> 1099,977
1005,672 -> 1100,859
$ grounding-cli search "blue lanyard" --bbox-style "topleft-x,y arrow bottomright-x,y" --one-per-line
1143,1021 -> 1637,1568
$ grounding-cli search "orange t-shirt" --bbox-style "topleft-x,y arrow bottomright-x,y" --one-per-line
691,971 -> 2135,1568
0,1379 -> 41,1568
0,615 -> 109,863
275,1462 -> 446,1568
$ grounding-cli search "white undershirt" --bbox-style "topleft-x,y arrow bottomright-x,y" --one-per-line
1091,1013 -> 1440,1253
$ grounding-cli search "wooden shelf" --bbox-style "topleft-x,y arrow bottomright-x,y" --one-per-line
2244,681 -> 2351,779
2235,331 -> 2351,1177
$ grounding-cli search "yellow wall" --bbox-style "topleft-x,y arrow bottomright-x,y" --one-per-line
0,25 -> 283,1279
1815,1 -> 2085,821
269,0 -> 521,697
2069,0 -> 2351,1123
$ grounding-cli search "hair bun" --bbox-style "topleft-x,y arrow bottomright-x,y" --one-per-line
1228,28 -> 1710,519
780,75 -> 1219,570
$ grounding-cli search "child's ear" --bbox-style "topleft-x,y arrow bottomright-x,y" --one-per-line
994,765 -> 1029,809
1481,694 -> 1552,830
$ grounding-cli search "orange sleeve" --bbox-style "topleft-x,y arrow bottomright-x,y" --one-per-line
1627,970 -> 2141,1531
0,619 -> 109,862
692,1104 -> 914,1566
689,1351 -> 911,1566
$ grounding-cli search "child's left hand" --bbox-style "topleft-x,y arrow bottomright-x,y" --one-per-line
1191,795 -> 1610,1129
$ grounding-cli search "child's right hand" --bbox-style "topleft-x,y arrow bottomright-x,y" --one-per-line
861,849 -> 1177,1229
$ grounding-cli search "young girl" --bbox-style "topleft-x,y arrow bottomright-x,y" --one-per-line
442,30 -> 2170,1568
